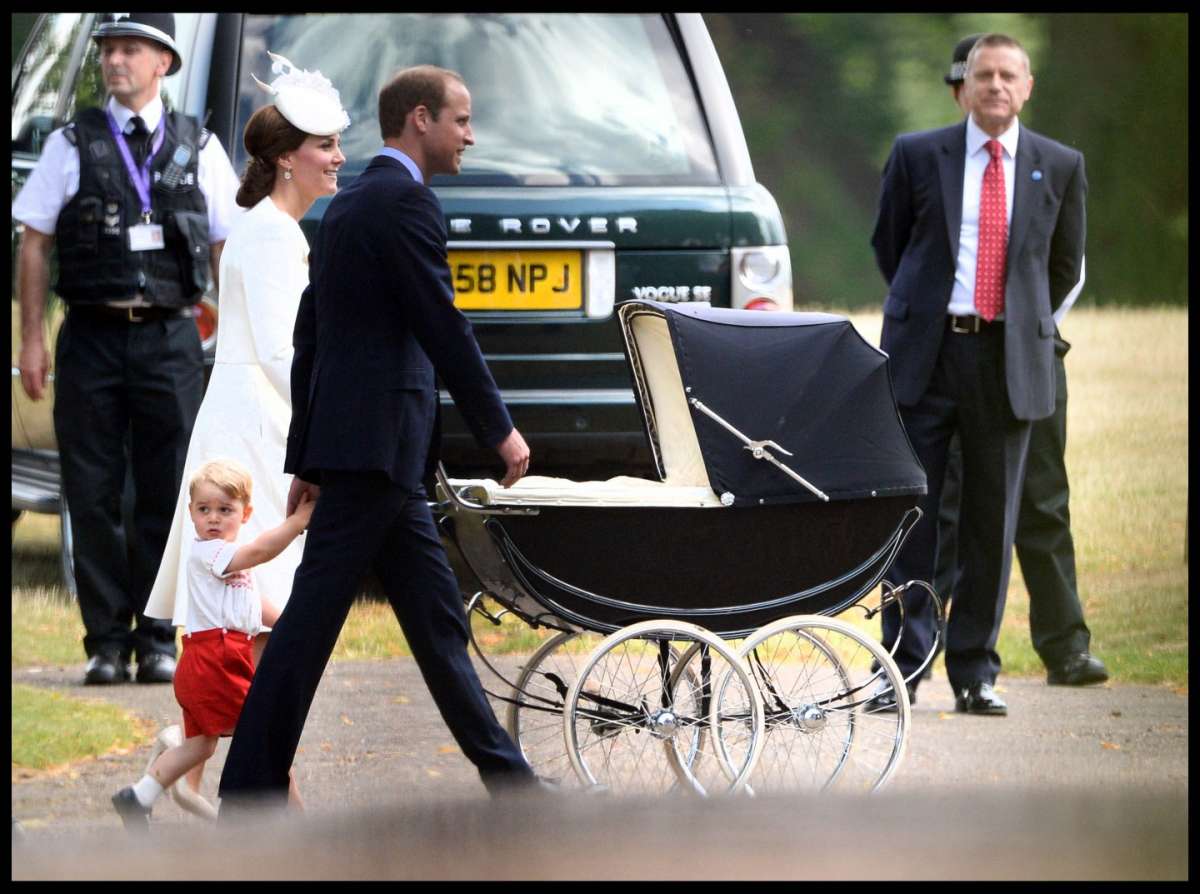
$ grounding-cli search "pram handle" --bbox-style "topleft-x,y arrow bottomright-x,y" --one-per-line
434,463 -> 540,516
688,397 -> 830,502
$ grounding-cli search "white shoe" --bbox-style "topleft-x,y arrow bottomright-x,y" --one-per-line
146,724 -> 218,822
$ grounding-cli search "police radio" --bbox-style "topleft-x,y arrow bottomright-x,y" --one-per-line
159,144 -> 193,189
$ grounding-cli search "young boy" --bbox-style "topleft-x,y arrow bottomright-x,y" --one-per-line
111,458 -> 313,831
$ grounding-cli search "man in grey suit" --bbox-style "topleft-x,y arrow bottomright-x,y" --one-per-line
934,34 -> 1108,689
869,33 -> 1087,715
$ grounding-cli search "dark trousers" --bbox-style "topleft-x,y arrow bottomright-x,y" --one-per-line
935,346 -> 1089,667
53,311 -> 202,662
882,324 -> 1031,691
218,471 -> 533,811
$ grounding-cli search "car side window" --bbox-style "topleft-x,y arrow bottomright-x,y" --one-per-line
11,14 -> 91,158
62,35 -> 108,126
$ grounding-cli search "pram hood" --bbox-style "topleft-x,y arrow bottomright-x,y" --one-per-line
618,300 -> 927,507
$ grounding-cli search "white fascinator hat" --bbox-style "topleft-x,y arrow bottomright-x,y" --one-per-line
252,52 -> 350,136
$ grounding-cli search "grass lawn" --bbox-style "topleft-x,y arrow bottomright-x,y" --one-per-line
11,683 -> 152,771
843,306 -> 1189,688
10,306 -> 1188,768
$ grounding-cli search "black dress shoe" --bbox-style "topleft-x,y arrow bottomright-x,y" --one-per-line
954,681 -> 1007,716
863,680 -> 917,713
83,654 -> 130,685
111,786 -> 152,832
136,653 -> 177,684
1047,652 -> 1109,687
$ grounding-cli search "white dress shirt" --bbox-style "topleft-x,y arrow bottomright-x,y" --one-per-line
11,95 -> 241,242
947,115 -> 1020,318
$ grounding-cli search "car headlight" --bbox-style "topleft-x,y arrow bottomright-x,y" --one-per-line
731,245 -> 792,311
738,250 -> 781,288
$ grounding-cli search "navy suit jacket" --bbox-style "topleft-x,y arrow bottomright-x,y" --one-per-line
872,119 -> 1086,421
284,155 -> 512,491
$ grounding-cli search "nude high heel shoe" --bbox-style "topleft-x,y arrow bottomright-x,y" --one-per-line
145,724 -> 219,822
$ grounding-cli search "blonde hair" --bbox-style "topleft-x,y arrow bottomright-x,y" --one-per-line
188,458 -> 253,505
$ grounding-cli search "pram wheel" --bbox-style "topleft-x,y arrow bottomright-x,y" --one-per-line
506,630 -> 602,788
564,620 -> 764,796
735,615 -> 909,793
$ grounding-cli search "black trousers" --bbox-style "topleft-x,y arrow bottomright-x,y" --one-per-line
53,311 -> 202,662
882,324 -> 1031,691
218,471 -> 533,811
934,346 -> 1090,668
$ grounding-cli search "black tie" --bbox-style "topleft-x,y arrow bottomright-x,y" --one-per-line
127,116 -> 149,167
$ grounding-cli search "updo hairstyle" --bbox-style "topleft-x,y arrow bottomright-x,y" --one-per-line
236,104 -> 308,208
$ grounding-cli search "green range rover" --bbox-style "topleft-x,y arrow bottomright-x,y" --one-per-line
12,13 -> 791,549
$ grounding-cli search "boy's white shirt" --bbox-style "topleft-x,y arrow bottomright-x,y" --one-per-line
184,537 -> 263,636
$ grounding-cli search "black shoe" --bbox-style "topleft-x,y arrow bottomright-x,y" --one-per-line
111,786 -> 152,832
136,653 -> 177,684
489,772 -> 562,798
84,654 -> 130,685
863,680 -> 916,713
954,681 -> 1007,716
1047,652 -> 1109,687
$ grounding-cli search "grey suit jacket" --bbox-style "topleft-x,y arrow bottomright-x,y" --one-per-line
872,119 -> 1086,421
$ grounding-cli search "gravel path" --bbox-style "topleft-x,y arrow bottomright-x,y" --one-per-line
11,655 -> 1188,879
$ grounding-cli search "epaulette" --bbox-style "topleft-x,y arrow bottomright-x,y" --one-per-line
63,123 -> 78,146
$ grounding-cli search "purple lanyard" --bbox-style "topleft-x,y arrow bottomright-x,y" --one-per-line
105,110 -> 166,222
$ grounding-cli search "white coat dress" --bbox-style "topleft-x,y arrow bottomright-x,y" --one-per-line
145,196 -> 309,627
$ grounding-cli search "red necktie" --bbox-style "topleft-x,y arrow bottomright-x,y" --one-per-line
974,139 -> 1007,322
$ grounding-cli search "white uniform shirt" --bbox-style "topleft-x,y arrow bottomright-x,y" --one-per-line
1054,256 -> 1085,327
185,537 -> 264,636
948,116 -> 1019,318
11,95 -> 240,241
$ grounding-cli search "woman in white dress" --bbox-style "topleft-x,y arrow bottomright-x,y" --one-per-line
143,53 -> 349,816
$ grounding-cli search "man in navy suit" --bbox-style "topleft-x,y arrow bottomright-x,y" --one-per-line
219,65 -> 536,810
869,34 -> 1087,716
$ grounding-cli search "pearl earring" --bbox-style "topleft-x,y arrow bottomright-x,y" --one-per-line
283,169 -> 293,181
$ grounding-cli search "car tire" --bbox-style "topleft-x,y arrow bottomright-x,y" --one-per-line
59,498 -> 78,600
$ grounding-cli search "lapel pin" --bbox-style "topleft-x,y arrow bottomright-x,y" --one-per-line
1032,170 -> 1043,181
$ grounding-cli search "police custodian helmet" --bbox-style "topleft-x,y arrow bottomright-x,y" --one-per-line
945,33 -> 984,85
92,13 -> 183,77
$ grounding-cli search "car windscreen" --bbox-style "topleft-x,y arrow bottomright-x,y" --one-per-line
236,13 -> 721,187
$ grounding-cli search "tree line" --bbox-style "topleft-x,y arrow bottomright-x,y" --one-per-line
707,12 -> 1187,309
14,13 -> 1185,308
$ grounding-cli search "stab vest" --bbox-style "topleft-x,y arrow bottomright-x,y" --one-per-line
54,106 -> 211,308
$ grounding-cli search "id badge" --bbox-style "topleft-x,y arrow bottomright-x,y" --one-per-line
128,224 -> 165,252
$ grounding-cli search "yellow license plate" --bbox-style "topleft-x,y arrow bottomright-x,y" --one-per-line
449,250 -> 583,311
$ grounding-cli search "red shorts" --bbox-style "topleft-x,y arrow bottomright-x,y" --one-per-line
173,628 -> 256,738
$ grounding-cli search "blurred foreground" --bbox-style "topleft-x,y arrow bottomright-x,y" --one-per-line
13,785 -> 1187,880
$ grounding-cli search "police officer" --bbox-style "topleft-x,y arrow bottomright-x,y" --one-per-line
931,34 -> 1108,689
13,13 -> 240,685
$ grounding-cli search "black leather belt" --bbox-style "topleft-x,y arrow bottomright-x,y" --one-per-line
947,314 -> 1002,334
71,304 -> 193,323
